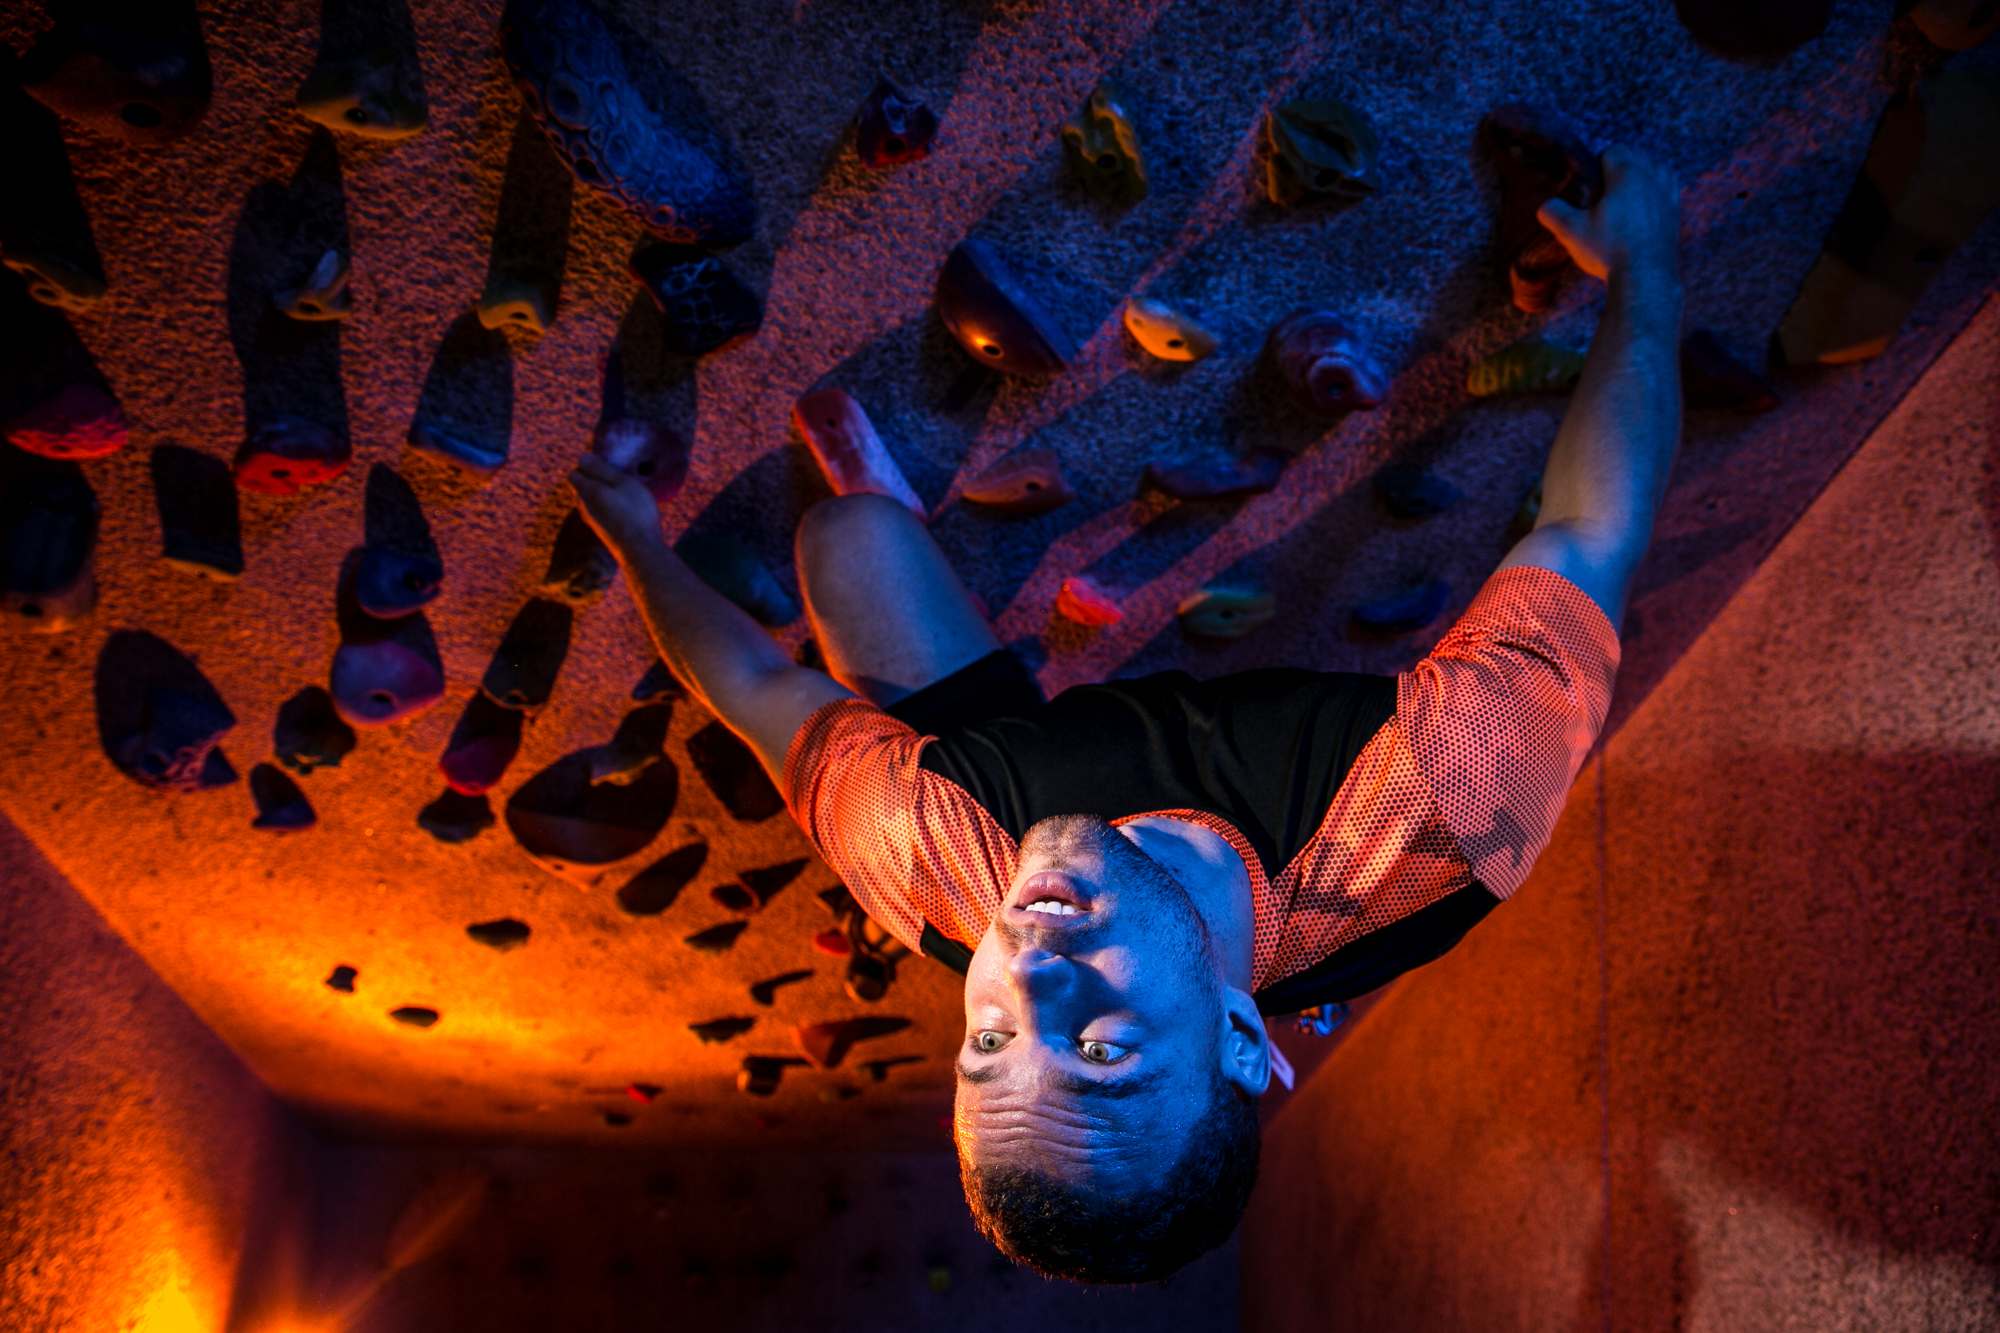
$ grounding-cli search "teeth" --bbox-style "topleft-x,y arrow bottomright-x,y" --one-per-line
1023,900 -> 1078,916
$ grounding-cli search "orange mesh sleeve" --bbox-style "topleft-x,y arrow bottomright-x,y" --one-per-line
782,698 -> 1016,955
1398,565 -> 1619,900
1250,566 -> 1616,990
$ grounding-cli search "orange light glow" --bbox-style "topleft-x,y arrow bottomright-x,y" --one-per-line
137,1280 -> 205,1333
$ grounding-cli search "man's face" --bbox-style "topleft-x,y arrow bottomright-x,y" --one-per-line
954,815 -> 1228,1189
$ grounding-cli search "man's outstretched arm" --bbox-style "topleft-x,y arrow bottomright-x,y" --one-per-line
571,455 -> 852,781
1497,146 -> 1682,630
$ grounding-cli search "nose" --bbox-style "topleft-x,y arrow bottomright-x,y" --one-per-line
1004,940 -> 1078,1012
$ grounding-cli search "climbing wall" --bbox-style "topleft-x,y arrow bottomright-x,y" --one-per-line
0,0 -> 1995,1155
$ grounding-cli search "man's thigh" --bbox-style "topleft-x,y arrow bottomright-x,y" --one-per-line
794,494 -> 1000,707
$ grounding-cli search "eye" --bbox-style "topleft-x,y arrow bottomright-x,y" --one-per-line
973,1030 -> 1012,1054
1078,1039 -> 1129,1064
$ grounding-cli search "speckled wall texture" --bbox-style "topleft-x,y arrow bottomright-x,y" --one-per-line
0,0 -> 1997,1325
1241,298 -> 2000,1331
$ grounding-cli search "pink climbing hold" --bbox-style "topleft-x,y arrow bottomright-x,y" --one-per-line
3,384 -> 127,460
330,635 -> 445,727
1056,576 -> 1123,627
792,387 -> 926,519
591,418 -> 688,508
1265,310 -> 1390,417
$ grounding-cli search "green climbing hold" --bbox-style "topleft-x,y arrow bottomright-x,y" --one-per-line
1266,98 -> 1380,206
1062,80 -> 1148,204
1176,585 -> 1276,640
1467,340 -> 1588,397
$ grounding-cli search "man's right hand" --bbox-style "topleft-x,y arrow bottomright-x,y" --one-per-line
571,454 -> 666,560
1536,145 -> 1679,283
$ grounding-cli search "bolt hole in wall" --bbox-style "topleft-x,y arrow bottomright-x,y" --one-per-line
2,0 -> 1999,1328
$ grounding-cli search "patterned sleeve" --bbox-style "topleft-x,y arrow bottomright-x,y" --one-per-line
782,698 -> 1017,955
1252,566 -> 1618,991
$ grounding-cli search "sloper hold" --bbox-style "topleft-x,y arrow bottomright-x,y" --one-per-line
586,704 -> 672,786
1266,310 -> 1390,416
749,970 -> 812,1007
1143,448 -> 1288,501
1063,79 -> 1147,204
793,1016 -> 912,1070
234,416 -> 351,496
499,0 -> 754,247
737,1055 -> 807,1097
19,8 -> 213,144
1123,297 -> 1218,362
249,762 -> 316,831
505,745 -> 677,880
1479,105 -> 1602,314
1467,339 -> 1588,396
686,920 -> 749,954
1055,576 -> 1122,627
151,445 -> 242,580
466,918 -> 531,951
962,448 -> 1075,514
1266,98 -> 1380,206
330,612 -> 446,728
439,692 -> 524,795
854,75 -> 936,168
407,421 -> 508,476
632,659 -> 686,704
629,244 -> 763,357
1354,580 -> 1451,632
676,534 -> 797,628
1177,585 -> 1275,640
2,455 -> 99,632
273,249 -> 352,322
1776,69 -> 2000,366
616,842 -> 708,916
1681,330 -> 1778,413
1674,0 -> 1830,55
390,1006 -> 439,1028
793,388 -> 925,518
2,252 -> 105,314
1372,465 -> 1462,518
113,686 -> 238,793
325,964 -> 357,993
593,419 -> 688,508
935,239 -> 1075,377
296,48 -> 427,140
537,509 -> 618,607
418,789 -> 494,844
355,546 -> 443,619
476,273 -> 556,334
712,857 -> 807,915
690,1017 -> 755,1044
275,686 -> 355,775
5,384 -> 127,460
687,721 -> 786,821
482,599 -> 573,710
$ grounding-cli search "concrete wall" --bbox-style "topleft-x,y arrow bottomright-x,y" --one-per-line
1239,299 -> 2000,1329
0,811 -> 318,1333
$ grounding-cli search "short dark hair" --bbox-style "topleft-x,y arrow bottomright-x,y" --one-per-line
960,1072 -> 1261,1284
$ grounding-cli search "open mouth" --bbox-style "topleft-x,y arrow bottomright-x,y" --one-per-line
1010,869 -> 1093,918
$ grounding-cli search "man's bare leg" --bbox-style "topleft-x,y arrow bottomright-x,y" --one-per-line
795,494 -> 1000,707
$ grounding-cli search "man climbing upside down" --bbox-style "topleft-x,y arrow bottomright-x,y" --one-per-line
571,146 -> 1681,1284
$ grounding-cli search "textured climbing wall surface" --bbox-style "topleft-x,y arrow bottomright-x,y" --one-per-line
1239,298 -> 2000,1331
0,812 -> 319,1333
1,0 -> 1997,1152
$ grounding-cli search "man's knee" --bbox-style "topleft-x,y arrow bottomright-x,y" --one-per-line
796,492 -> 920,570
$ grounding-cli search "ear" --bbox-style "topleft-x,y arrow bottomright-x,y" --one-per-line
1217,985 -> 1271,1097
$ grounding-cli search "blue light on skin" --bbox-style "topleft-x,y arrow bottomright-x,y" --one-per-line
954,814 -> 1272,1189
